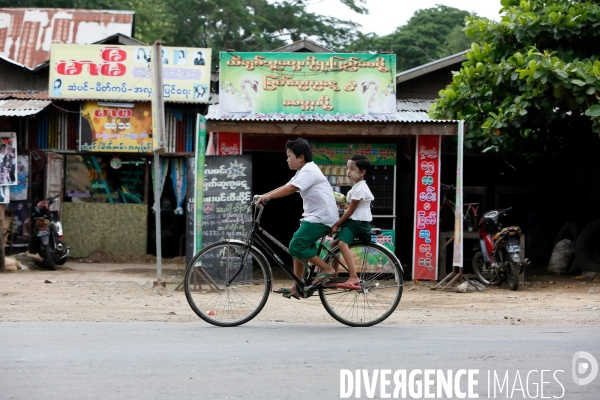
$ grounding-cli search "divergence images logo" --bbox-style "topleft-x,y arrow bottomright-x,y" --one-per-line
572,351 -> 598,386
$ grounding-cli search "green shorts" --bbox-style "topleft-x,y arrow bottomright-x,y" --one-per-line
289,221 -> 331,260
338,219 -> 371,245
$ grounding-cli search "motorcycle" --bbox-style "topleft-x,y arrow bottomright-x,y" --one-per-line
29,194 -> 70,270
472,207 -> 530,290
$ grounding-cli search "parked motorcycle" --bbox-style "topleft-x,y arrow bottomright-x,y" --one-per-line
29,195 -> 70,270
472,207 -> 530,290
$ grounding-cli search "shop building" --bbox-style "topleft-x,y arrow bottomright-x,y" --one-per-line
1,32 -> 209,258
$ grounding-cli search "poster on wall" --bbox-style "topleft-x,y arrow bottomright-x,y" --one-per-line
311,142 -> 396,165
216,132 -> 242,155
219,52 -> 396,119
49,45 -> 212,102
0,186 -> 9,203
412,135 -> 442,280
10,155 -> 28,200
0,132 -> 17,186
64,155 -> 145,203
80,101 -> 153,153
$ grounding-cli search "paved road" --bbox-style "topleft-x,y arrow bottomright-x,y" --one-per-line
1,323 -> 598,399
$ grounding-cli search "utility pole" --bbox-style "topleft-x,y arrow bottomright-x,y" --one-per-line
150,40 -> 166,286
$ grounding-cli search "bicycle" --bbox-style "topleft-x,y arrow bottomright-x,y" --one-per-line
439,183 -> 479,232
183,196 -> 404,327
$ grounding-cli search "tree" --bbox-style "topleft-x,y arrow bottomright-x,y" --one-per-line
345,5 -> 474,72
429,0 -> 600,158
157,0 -> 363,61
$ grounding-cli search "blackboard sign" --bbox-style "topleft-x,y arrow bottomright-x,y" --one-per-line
186,155 -> 253,265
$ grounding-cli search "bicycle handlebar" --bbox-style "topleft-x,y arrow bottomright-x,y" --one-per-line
252,194 -> 269,205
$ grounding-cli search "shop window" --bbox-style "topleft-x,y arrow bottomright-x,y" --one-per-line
65,154 -> 146,204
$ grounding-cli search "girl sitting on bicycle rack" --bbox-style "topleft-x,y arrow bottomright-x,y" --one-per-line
330,155 -> 374,290
256,138 -> 339,299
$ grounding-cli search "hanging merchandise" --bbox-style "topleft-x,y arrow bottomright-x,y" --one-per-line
206,132 -> 216,156
171,158 -> 186,215
151,157 -> 169,212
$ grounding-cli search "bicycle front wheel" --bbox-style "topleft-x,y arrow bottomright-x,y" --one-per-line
320,242 -> 404,327
184,241 -> 271,327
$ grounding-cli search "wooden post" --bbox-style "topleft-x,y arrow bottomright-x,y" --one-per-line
0,203 -> 5,272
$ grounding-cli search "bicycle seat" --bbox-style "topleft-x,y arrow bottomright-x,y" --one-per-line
370,228 -> 382,235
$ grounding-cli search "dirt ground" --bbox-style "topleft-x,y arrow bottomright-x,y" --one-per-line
1,252 -> 599,325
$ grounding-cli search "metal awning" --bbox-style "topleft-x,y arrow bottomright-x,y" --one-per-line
206,105 -> 459,137
206,104 -> 444,123
0,99 -> 51,116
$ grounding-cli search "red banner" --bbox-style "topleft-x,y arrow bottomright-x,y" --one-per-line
217,132 -> 242,155
412,135 -> 441,280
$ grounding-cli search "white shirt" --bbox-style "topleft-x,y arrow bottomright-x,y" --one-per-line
346,180 -> 374,221
288,161 -> 338,226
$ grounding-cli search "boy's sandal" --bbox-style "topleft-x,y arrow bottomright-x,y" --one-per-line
274,287 -> 300,300
337,282 -> 362,291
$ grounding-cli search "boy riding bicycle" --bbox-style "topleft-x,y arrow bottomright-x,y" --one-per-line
256,138 -> 338,299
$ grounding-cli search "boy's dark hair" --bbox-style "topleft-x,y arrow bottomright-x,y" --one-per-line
350,154 -> 370,173
285,138 -> 313,162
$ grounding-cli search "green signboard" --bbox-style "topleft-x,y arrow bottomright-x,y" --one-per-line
311,142 -> 396,166
219,52 -> 396,117
317,230 -> 396,273
194,114 -> 207,253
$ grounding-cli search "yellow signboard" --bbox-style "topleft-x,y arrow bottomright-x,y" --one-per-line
49,45 -> 211,102
80,101 -> 153,153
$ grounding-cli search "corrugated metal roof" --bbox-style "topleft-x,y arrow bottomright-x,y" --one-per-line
0,8 -> 134,69
397,99 -> 435,112
0,99 -> 51,116
396,51 -> 467,84
206,104 -> 447,123
0,91 -> 49,100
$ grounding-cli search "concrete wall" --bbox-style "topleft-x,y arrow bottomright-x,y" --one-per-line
62,203 -> 147,258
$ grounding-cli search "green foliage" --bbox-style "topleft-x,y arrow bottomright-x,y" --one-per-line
345,5 -> 474,71
157,0 -> 361,64
1,0 -> 364,66
429,0 -> 600,158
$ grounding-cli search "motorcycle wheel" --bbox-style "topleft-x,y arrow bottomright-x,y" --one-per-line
44,245 -> 56,271
504,250 -> 520,291
472,251 -> 501,286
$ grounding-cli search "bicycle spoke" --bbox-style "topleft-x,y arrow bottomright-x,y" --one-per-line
184,242 -> 271,327
320,242 -> 403,327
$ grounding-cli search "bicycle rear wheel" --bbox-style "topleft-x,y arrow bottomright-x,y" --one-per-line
320,242 -> 404,327
184,241 -> 271,327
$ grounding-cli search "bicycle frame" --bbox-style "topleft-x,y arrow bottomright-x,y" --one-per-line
442,197 -> 479,220
226,203 -> 348,293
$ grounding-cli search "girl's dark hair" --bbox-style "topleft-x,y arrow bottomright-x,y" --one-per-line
350,154 -> 370,173
285,138 -> 313,162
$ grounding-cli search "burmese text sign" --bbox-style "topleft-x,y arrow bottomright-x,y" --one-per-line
80,102 -> 153,153
219,52 -> 396,117
49,45 -> 211,102
412,136 -> 441,280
